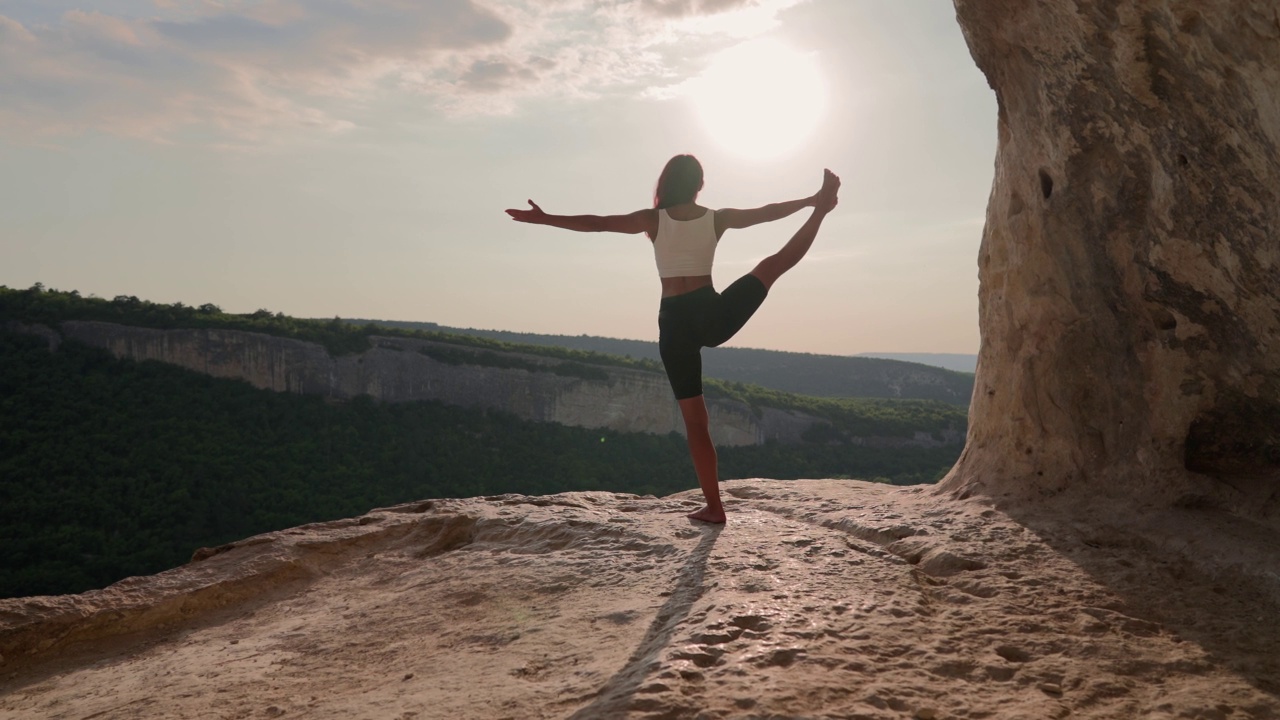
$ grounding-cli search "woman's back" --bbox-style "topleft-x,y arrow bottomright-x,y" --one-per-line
655,203 -> 716,281
661,202 -> 710,222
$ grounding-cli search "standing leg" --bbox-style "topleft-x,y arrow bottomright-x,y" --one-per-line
659,317 -> 726,523
678,395 -> 725,523
749,169 -> 841,290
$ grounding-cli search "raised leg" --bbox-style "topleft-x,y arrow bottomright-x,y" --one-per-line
750,169 -> 840,290
678,395 -> 726,523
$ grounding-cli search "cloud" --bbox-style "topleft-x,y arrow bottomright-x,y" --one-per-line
640,0 -> 756,19
0,14 -> 36,43
0,2 -> 510,141
0,0 -> 808,142
151,1 -> 510,63
458,57 -> 539,93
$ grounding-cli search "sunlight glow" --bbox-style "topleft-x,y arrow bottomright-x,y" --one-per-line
687,39 -> 828,161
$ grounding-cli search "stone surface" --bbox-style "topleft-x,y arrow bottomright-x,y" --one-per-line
1,480 -> 1277,719
942,0 -> 1280,519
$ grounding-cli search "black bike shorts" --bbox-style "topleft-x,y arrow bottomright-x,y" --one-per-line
657,274 -> 768,400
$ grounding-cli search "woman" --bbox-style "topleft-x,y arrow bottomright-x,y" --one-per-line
506,155 -> 839,523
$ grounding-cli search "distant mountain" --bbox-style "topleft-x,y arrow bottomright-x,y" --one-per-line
857,353 -> 978,374
352,321 -> 976,406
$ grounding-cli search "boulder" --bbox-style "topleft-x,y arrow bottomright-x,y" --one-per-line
941,0 -> 1280,521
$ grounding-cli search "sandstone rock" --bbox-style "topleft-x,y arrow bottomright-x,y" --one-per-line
942,0 -> 1280,519
2,480 -> 1277,718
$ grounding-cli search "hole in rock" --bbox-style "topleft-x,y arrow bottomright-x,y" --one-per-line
1152,309 -> 1178,332
1177,154 -> 1189,167
1184,398 -> 1280,480
1038,169 -> 1054,199
995,645 -> 1032,663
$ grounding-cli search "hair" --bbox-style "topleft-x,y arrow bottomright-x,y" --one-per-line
653,154 -> 704,209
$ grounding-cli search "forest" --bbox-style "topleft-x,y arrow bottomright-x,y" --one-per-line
1,285 -> 964,599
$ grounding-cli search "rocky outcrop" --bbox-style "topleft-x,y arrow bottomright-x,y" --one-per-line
14,320 -> 946,449
47,321 -> 781,446
2,481 -> 1277,718
943,1 -> 1280,520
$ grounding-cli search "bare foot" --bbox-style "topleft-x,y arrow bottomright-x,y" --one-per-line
687,506 -> 727,524
816,168 -> 840,212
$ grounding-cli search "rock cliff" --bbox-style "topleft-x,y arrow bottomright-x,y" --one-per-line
44,321 -> 778,447
386,323 -> 979,405
942,0 -> 1280,520
1,481 -> 1277,718
12,321 -> 953,450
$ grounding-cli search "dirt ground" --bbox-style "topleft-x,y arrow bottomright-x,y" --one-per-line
2,479 -> 1278,719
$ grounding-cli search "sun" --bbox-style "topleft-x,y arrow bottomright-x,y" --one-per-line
687,39 -> 828,161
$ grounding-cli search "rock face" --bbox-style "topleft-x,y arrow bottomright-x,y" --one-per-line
2,481 -> 1277,718
943,1 -> 1280,518
21,320 -> 941,449
390,325 -> 978,405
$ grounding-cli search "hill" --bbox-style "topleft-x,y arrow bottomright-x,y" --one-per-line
857,352 -> 978,373
1,286 -> 967,449
0,285 -> 964,598
348,319 -> 977,405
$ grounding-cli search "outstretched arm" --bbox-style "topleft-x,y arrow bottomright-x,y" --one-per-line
506,200 -> 656,236
715,195 -> 816,235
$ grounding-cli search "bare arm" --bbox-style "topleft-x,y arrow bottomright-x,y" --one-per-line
506,200 -> 657,236
715,196 -> 817,235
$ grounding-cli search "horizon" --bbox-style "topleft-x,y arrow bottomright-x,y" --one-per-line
348,313 -> 981,360
0,1 -> 995,356
6,281 -> 977,374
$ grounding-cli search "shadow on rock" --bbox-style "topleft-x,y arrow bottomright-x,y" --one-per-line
568,523 -> 721,719
1002,497 -> 1280,706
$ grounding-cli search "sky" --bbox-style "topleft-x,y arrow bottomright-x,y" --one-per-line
0,0 -> 996,356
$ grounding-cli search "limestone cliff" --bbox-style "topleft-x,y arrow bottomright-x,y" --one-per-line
42,321 -> 770,447
14,321 -> 953,450
943,0 -> 1280,519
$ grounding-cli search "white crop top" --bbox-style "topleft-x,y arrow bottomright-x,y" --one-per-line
653,208 -> 718,278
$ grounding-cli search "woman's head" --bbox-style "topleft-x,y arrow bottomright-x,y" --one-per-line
653,154 -> 704,209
